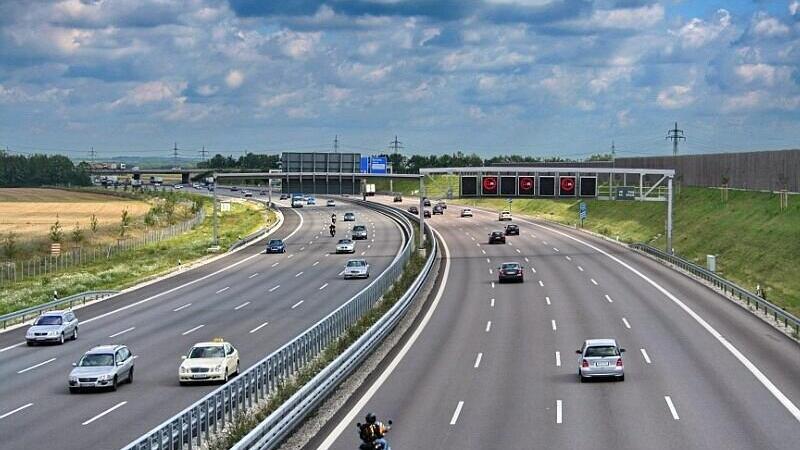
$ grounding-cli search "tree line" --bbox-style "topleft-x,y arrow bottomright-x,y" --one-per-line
0,152 -> 91,187
196,153 -> 280,170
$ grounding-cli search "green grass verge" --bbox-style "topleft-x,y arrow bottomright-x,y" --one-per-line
369,175 -> 460,199
0,201 -> 271,316
206,240 -> 430,450
453,187 -> 800,317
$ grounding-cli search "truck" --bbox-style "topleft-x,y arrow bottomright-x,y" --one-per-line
365,184 -> 376,196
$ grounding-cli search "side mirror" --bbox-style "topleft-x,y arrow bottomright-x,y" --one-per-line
575,349 -> 582,354
72,362 -> 77,367
619,348 -> 626,353
181,355 -> 187,360
117,361 -> 125,366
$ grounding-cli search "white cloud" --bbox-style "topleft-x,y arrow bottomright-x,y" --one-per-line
225,70 -> 244,89
324,85 -> 351,104
791,1 -> 800,16
616,109 -> 633,127
751,13 -> 790,38
286,106 -> 318,119
723,90 -> 800,112
576,99 -> 596,111
0,84 -> 72,103
468,106 -> 486,119
672,9 -> 731,48
589,4 -> 664,30
734,63 -> 791,86
589,67 -> 634,94
112,80 -> 187,107
259,91 -> 302,109
277,30 -> 320,59
657,85 -> 694,109
196,84 -> 218,96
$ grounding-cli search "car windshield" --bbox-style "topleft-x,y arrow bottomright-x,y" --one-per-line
269,240 -> 282,246
345,213 -> 354,217
353,226 -> 366,231
585,346 -> 619,357
35,315 -> 62,325
338,239 -> 351,244
501,263 -> 520,270
347,260 -> 365,267
189,346 -> 225,359
79,353 -> 114,367
492,232 -> 503,236
507,225 -> 518,229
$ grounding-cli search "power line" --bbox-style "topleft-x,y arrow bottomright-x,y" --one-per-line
665,122 -> 686,157
199,146 -> 208,161
389,135 -> 403,154
89,146 -> 97,164
333,135 -> 339,153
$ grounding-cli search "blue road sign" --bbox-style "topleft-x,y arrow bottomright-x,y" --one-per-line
579,202 -> 587,220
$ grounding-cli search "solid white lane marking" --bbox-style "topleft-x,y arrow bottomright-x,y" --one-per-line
641,348 -> 652,364
551,320 -> 557,331
82,401 -> 127,426
109,327 -> 135,338
556,400 -> 563,424
234,301 -> 250,311
538,280 -> 544,287
317,225 -> 452,450
291,300 -> 304,309
604,294 -> 614,303
664,396 -> 680,420
485,321 -> 492,332
474,353 -> 483,368
578,266 -> 584,272
449,401 -> 466,426
181,324 -> 204,336
313,261 -> 319,266
173,303 -> 191,312
0,403 -> 33,420
0,342 -> 25,353
590,278 -> 598,285
555,351 -> 561,367
319,283 -> 329,290
269,285 -> 280,292
249,322 -> 269,333
490,298 -> 495,307
215,287 -> 230,294
17,357 -> 56,374
622,317 -> 631,329
271,262 -> 280,267
295,271 -> 304,277
553,247 -> 559,252
545,296 -> 551,305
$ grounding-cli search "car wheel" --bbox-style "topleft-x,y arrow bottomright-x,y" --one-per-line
26,341 -> 35,347
72,327 -> 78,340
59,333 -> 65,345
69,387 -> 79,394
111,376 -> 118,391
234,362 -> 240,376
179,381 -> 187,386
579,374 -> 586,383
223,370 -> 229,383
128,367 -> 134,384
619,375 -> 625,382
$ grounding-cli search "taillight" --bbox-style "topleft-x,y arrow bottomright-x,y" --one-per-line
581,359 -> 589,368
616,358 -> 623,367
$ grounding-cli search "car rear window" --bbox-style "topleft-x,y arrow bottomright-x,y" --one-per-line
501,263 -> 519,269
269,240 -> 282,245
354,225 -> 366,231
35,315 -> 62,325
585,346 -> 618,357
492,232 -> 504,236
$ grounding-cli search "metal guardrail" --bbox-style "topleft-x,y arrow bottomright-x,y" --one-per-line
630,243 -> 800,337
0,290 -> 118,330
122,200 -> 419,450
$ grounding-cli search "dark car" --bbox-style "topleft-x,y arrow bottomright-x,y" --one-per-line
393,195 -> 403,202
498,262 -> 524,283
408,206 -> 419,214
260,190 -> 268,195
423,198 -> 431,207
280,193 -> 290,200
437,201 -> 447,209
505,224 -> 520,236
432,205 -> 444,215
488,231 -> 506,244
423,209 -> 431,218
230,186 -> 239,192
266,239 -> 286,253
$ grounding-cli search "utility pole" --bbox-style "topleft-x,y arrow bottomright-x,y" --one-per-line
665,122 -> 685,157
199,146 -> 207,161
333,135 -> 339,153
89,146 -> 97,165
212,179 -> 219,247
172,142 -> 179,168
611,141 -> 616,167
389,135 -> 403,154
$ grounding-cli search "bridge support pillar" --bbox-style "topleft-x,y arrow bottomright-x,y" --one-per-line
181,172 -> 190,184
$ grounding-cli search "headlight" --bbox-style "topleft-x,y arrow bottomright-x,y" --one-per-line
48,331 -> 60,336
214,364 -> 223,372
98,374 -> 113,381
69,375 -> 78,382
180,366 -> 187,373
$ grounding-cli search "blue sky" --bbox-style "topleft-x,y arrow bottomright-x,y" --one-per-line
1,0 -> 799,160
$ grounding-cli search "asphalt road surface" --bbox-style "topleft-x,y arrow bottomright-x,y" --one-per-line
311,196 -> 800,450
0,193 -> 405,450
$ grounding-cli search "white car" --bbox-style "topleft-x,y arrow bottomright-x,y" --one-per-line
243,191 -> 253,198
173,184 -> 183,189
336,239 -> 355,254
461,208 -> 473,218
179,338 -> 240,385
344,259 -> 369,279
499,210 -> 512,221
327,199 -> 336,207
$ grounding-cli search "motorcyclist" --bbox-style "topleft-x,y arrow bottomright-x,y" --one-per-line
357,413 -> 391,450
331,213 -> 337,224
329,223 -> 336,237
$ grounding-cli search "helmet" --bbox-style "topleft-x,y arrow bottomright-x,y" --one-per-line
365,413 -> 377,424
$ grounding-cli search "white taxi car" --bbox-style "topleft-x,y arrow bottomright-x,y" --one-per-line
499,210 -> 512,221
179,338 -> 240,385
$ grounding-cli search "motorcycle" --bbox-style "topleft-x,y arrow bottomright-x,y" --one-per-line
330,226 -> 336,237
357,420 -> 392,450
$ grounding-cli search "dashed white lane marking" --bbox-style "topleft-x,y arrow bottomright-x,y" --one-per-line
360,251 -> 366,256
82,401 -> 127,426
485,321 -> 492,332
291,300 -> 304,309
249,322 -> 269,333
531,266 -> 536,273
524,257 -> 529,262
490,298 -> 495,307
450,401 -> 465,425
474,353 -> 483,368
215,287 -> 230,294
565,256 -> 571,261
109,326 -> 135,338
489,269 -> 493,275
551,320 -> 557,331
309,241 -> 313,245
481,249 -> 486,255
486,258 -> 491,263
338,270 -> 346,276
181,324 -> 204,336
556,400 -> 563,424
17,357 -> 57,374
173,303 -> 191,312
515,248 -> 521,254
269,285 -> 280,292
604,294 -> 614,303
319,283 -> 329,290
545,296 -> 551,305
590,278 -> 598,285
249,273 -> 259,279
577,266 -> 584,272
0,342 -> 25,353
313,261 -> 320,266
367,244 -> 371,249
0,403 -> 33,420
234,301 -> 250,311
300,247 -> 305,251
543,240 -> 548,245
295,271 -> 304,277
288,254 -> 295,259
664,396 -> 680,420
555,351 -> 561,367
538,280 -> 544,287
491,282 -> 495,289
271,262 -> 280,267
470,236 -> 475,241
553,247 -> 559,252
622,317 -> 631,329
476,243 -> 481,247
641,348 -> 652,364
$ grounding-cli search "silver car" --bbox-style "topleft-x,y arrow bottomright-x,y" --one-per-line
577,338 -> 625,382
344,259 -> 369,279
351,224 -> 368,240
336,239 -> 355,254
68,345 -> 135,392
26,310 -> 79,345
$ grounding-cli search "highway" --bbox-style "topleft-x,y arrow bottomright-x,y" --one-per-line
312,196 -> 800,450
0,193 -> 406,450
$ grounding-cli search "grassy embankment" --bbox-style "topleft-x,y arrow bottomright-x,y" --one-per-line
0,189 -> 271,315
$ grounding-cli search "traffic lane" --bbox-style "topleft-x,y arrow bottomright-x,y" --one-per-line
0,203 -> 406,450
